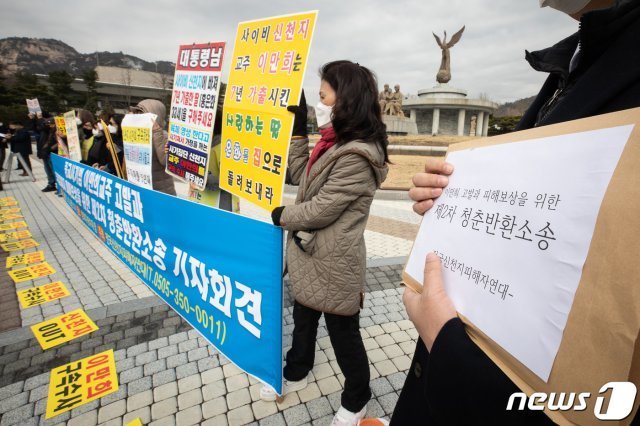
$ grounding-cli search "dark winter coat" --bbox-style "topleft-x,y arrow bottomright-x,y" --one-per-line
10,128 -> 31,157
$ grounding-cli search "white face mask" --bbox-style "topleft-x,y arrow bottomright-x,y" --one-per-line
315,102 -> 333,128
75,117 -> 82,126
92,128 -> 100,136
107,125 -> 117,134
539,0 -> 591,14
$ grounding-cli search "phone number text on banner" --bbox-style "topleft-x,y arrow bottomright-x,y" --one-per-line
51,154 -> 285,393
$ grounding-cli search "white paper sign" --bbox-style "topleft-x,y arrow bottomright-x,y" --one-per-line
63,110 -> 82,162
122,113 -> 155,190
26,98 -> 41,114
405,125 -> 633,381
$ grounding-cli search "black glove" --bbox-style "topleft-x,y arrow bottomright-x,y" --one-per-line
271,206 -> 285,226
287,90 -> 308,138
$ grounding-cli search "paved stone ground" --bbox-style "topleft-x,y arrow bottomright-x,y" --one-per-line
0,157 -> 422,426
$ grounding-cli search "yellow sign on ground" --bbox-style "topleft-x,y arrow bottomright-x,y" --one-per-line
126,418 -> 143,426
17,281 -> 70,308
1,238 -> 40,252
220,11 -> 317,210
0,229 -> 32,243
9,262 -> 56,283
32,308 -> 98,350
6,251 -> 46,268
0,201 -> 18,207
0,214 -> 24,221
46,349 -> 118,418
0,207 -> 21,214
0,221 -> 28,231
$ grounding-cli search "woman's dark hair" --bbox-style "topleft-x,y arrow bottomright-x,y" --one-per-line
320,60 -> 389,163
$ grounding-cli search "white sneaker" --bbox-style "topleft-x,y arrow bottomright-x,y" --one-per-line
330,405 -> 367,426
259,375 -> 308,401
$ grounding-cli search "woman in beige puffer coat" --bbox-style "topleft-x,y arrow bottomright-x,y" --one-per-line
261,61 -> 389,426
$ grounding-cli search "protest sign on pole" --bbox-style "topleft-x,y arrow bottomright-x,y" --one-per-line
100,119 -> 126,179
52,154 -> 285,393
166,42 -> 226,190
63,111 -> 82,162
220,11 -> 318,210
26,98 -> 42,114
122,113 -> 154,189
54,116 -> 67,137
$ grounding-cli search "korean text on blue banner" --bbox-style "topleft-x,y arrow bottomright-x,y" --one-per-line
51,154 -> 284,393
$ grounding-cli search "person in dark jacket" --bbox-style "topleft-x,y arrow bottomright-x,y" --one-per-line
39,118 -> 59,192
394,0 -> 640,424
0,121 -> 8,171
101,114 -> 125,177
6,121 -> 33,176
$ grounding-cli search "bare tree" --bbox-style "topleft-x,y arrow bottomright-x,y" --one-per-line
121,68 -> 133,106
153,72 -> 174,110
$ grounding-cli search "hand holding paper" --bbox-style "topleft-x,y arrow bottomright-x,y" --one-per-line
403,253 -> 457,351
409,158 -> 454,215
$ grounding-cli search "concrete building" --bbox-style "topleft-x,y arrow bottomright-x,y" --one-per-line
404,84 -> 498,137
36,66 -> 173,113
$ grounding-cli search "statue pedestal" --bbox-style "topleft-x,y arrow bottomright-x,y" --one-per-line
383,115 -> 418,135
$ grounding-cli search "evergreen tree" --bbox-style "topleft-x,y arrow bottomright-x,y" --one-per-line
101,98 -> 115,115
82,69 -> 99,113
47,70 -> 76,112
9,71 -> 49,106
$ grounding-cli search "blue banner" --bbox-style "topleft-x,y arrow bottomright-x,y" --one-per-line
51,154 -> 284,393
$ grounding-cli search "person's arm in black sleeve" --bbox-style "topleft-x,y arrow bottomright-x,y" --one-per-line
285,90 -> 309,185
427,319 -> 554,425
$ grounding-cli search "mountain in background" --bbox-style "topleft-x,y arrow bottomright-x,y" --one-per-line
0,37 -> 175,78
0,37 -> 535,115
494,95 -> 536,117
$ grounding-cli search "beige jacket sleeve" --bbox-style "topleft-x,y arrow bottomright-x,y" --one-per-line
152,129 -> 168,168
280,153 -> 375,231
286,137 -> 310,186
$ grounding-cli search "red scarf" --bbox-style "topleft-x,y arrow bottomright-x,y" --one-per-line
307,126 -> 336,175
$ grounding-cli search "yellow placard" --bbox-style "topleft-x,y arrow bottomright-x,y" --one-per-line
46,349 -> 118,418
17,281 -> 70,308
0,229 -> 32,243
1,238 -> 40,251
0,214 -> 24,221
54,116 -> 67,137
0,207 -> 20,214
6,251 -> 46,268
0,221 -> 28,231
0,201 -> 18,207
32,308 -> 99,350
126,419 -> 143,426
122,126 -> 151,145
220,11 -> 317,210
9,262 -> 56,283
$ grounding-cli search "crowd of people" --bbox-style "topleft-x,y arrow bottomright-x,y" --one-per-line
0,109 -> 125,193
0,0 -> 638,424
0,99 -> 240,208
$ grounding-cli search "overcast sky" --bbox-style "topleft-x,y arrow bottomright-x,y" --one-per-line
1,0 -> 578,105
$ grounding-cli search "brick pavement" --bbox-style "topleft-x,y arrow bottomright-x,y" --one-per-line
0,158 -> 422,426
